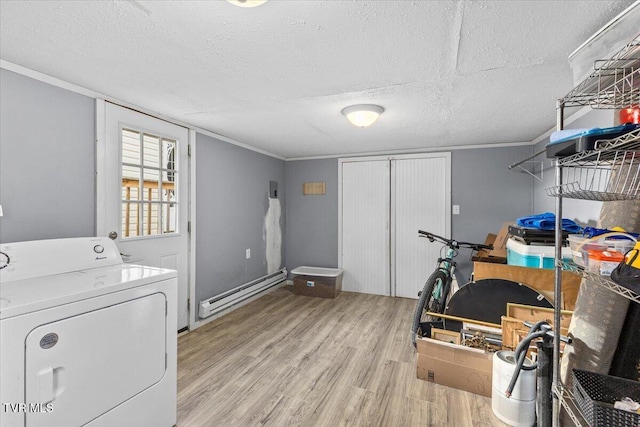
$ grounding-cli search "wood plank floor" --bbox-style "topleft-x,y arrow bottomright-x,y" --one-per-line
177,286 -> 509,427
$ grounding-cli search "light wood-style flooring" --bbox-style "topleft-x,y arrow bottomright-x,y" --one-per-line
177,286 -> 509,426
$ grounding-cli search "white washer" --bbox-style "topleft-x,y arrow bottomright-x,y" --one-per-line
0,237 -> 177,427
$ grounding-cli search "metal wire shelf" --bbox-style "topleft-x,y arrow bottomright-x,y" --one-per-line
560,261 -> 640,304
546,159 -> 640,201
546,185 -> 639,201
561,36 -> 640,109
546,129 -> 640,200
557,129 -> 640,166
554,384 -> 586,427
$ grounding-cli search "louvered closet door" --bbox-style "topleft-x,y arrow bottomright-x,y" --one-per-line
393,156 -> 449,299
341,160 -> 390,295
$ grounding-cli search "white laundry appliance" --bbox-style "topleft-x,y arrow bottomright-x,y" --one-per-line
0,237 -> 177,427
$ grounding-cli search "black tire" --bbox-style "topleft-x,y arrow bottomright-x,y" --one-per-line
411,270 -> 448,347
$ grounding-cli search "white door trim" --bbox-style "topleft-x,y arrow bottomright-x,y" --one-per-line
389,159 -> 396,297
188,129 -> 198,331
96,99 -> 107,236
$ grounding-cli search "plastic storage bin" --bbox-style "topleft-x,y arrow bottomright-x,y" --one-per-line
291,266 -> 343,299
568,235 -> 607,267
506,238 -> 572,269
587,250 -> 625,276
568,234 -> 636,268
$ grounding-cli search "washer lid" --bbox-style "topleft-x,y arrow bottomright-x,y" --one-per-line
0,263 -> 176,320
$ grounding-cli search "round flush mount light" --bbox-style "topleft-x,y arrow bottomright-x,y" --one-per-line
227,0 -> 268,7
342,104 -> 384,127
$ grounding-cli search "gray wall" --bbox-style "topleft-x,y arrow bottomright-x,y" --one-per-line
284,158 -> 339,272
532,109 -> 613,226
195,133 -> 286,306
284,145 -> 535,287
451,145 -> 534,282
0,69 -> 95,243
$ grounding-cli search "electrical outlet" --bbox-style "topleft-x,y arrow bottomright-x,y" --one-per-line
453,205 -> 460,215
246,248 -> 250,259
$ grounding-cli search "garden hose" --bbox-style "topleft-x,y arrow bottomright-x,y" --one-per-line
505,320 -> 551,398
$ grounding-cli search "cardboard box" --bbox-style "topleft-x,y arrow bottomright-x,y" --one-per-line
471,222 -> 512,264
416,337 -> 493,397
488,222 -> 512,259
473,262 -> 581,311
472,233 -> 506,264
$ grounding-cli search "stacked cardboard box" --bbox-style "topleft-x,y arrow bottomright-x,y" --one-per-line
416,337 -> 493,397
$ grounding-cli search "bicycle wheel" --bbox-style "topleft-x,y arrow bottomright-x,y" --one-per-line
411,270 -> 448,347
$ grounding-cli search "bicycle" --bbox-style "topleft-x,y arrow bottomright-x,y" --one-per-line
411,230 -> 493,347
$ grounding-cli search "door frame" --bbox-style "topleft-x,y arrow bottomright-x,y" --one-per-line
338,152 -> 451,297
188,129 -> 197,331
95,99 -> 196,331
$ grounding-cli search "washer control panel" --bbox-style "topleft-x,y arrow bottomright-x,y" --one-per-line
0,237 -> 122,283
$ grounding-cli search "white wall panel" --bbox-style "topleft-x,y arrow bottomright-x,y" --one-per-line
393,156 -> 450,299
341,160 -> 390,295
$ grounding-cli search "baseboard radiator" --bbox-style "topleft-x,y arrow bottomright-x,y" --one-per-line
199,268 -> 287,319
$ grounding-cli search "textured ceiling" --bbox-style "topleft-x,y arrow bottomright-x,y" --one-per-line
0,0 -> 635,159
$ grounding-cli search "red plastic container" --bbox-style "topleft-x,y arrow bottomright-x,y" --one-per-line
587,250 -> 625,276
619,106 -> 640,124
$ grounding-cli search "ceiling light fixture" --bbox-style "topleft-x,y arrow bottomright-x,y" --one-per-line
342,104 -> 384,127
226,0 -> 268,7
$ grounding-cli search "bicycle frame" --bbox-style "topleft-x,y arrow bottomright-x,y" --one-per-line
432,246 -> 456,306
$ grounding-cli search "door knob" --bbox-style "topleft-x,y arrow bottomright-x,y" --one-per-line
108,231 -> 118,240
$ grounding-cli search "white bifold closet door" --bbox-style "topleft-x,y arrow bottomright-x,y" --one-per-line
340,154 -> 450,298
341,160 -> 391,296
393,157 -> 448,298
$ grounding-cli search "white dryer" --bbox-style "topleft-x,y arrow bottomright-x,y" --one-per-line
0,237 -> 177,427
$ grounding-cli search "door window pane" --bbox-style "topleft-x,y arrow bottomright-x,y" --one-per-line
122,165 -> 141,188
142,203 -> 160,236
143,170 -> 160,202
122,201 -> 140,237
163,203 -> 176,234
122,128 -> 141,164
143,133 -> 160,168
163,140 -> 177,171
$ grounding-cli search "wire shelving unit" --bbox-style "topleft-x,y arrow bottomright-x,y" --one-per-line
546,34 -> 640,427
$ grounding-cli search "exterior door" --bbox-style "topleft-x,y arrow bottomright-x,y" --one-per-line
98,102 -> 190,330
